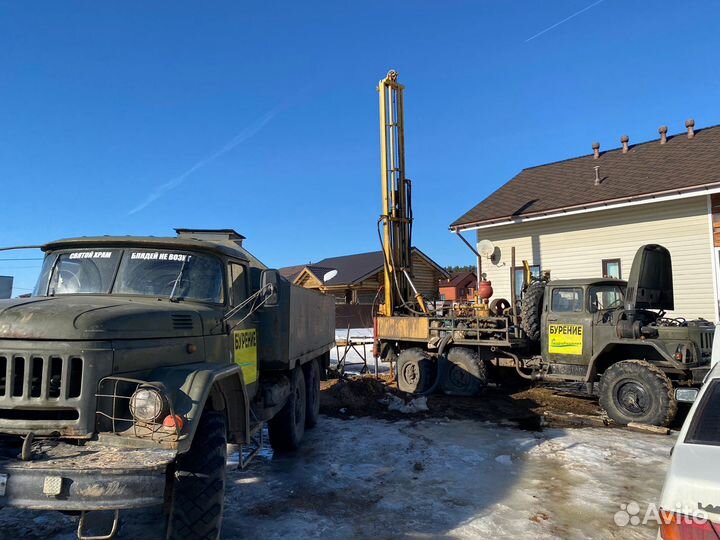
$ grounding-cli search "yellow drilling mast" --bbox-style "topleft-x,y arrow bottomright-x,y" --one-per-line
378,70 -> 427,317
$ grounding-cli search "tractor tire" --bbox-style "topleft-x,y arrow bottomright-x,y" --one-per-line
396,348 -> 435,394
441,347 -> 488,396
520,281 -> 545,341
304,358 -> 321,429
268,366 -> 307,452
598,360 -> 677,427
166,411 -> 227,540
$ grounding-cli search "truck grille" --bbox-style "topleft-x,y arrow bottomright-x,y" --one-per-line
701,331 -> 715,351
0,354 -> 83,400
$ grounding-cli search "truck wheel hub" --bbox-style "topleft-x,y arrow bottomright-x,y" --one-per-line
616,382 -> 649,415
402,363 -> 419,385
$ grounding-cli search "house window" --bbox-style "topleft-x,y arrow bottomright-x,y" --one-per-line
551,287 -> 584,313
357,291 -> 379,305
602,259 -> 622,279
512,265 -> 540,303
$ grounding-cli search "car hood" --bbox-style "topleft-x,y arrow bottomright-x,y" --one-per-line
0,296 -> 207,340
624,244 -> 674,312
660,443 -> 720,522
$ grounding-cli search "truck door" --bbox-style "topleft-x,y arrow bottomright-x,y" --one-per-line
227,262 -> 258,387
542,286 -> 592,367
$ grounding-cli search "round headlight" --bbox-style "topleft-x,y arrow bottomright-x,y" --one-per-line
129,387 -> 166,423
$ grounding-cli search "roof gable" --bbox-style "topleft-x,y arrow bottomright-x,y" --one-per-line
451,124 -> 720,230
312,251 -> 385,286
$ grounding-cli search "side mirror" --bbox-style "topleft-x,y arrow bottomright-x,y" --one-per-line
675,388 -> 699,403
261,269 -> 279,308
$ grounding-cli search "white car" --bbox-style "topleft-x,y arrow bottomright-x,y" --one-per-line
658,324 -> 720,539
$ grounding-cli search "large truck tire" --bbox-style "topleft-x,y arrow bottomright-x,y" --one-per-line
269,366 -> 307,452
598,360 -> 678,427
304,358 -> 321,429
520,281 -> 545,341
166,410 -> 227,540
441,347 -> 488,396
396,348 -> 435,394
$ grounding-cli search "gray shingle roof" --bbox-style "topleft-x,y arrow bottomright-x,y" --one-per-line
280,248 -> 448,287
303,251 -> 384,286
451,125 -> 720,230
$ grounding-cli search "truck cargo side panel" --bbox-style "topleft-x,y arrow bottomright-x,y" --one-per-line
288,283 -> 335,364
258,280 -> 334,371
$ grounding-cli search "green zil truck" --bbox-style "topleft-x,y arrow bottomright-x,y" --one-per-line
0,229 -> 335,539
386,244 -> 715,427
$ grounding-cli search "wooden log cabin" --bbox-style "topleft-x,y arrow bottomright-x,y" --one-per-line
280,248 -> 448,328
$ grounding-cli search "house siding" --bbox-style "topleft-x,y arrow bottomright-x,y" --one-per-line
476,196 -> 716,321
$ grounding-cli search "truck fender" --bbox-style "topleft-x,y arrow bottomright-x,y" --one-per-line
144,362 -> 249,454
585,340 -> 677,381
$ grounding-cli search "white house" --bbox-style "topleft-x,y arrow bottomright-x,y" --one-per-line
450,120 -> 720,322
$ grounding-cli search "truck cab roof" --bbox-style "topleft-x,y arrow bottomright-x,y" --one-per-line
43,229 -> 267,269
546,278 -> 627,287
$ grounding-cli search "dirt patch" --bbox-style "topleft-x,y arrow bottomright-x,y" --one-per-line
320,375 -> 607,428
320,377 -> 391,417
512,385 -> 603,417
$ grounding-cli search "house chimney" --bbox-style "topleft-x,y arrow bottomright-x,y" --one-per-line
621,134 -> 629,153
592,142 -> 600,159
659,125 -> 668,144
594,165 -> 601,186
686,118 -> 695,139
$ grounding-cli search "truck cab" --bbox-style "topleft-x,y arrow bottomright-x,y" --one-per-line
541,278 -> 627,377
535,245 -> 714,426
0,229 -> 335,539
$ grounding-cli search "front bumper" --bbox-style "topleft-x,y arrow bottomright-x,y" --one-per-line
0,440 -> 176,511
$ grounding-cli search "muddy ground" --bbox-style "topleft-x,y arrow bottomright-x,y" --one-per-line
322,375 -> 601,425
320,374 -> 691,430
0,377 -> 678,539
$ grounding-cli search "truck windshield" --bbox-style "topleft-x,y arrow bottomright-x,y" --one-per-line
34,249 -> 224,303
685,381 -> 720,446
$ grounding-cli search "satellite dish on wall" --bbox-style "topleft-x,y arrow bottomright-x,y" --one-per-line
478,239 -> 496,259
323,269 -> 338,283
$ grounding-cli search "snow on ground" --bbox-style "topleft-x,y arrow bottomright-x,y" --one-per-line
331,328 -> 391,375
225,419 -> 673,540
0,416 -> 675,539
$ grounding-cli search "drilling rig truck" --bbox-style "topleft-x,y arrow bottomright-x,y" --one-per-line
373,71 -> 714,427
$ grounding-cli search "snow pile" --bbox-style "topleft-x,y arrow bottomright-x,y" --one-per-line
380,393 -> 429,413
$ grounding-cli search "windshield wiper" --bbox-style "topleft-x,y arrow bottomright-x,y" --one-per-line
169,258 -> 189,302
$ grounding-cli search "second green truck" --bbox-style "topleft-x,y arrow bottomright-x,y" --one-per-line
380,244 -> 715,427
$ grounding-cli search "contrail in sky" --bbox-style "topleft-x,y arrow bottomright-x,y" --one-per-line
128,106 -> 281,215
525,0 -> 605,42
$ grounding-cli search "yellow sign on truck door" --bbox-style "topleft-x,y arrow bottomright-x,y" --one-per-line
233,329 -> 258,384
548,324 -> 584,355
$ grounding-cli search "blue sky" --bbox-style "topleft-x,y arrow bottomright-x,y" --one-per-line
2,1 -> 720,295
